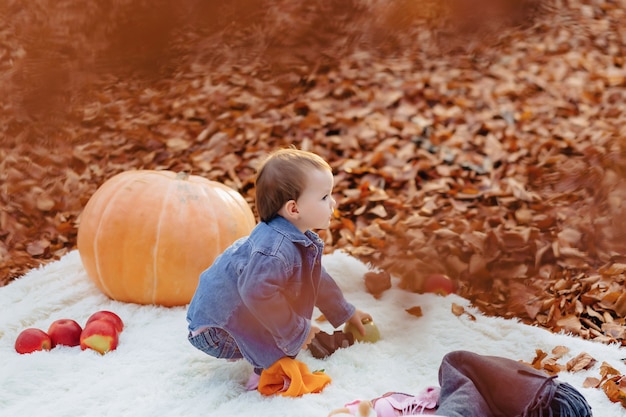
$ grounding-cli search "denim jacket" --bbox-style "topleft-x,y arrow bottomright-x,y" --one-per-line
186,216 -> 356,370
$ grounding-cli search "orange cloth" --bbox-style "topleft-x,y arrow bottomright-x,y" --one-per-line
258,357 -> 332,397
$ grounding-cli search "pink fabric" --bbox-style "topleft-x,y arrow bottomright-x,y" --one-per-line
343,387 -> 440,416
245,373 -> 260,391
345,399 -> 367,416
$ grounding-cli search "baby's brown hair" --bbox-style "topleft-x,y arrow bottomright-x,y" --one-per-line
255,148 -> 331,222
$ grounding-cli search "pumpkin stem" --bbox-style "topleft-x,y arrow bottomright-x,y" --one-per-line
176,172 -> 190,181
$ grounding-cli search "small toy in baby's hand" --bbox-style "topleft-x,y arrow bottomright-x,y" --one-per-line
343,318 -> 381,343
327,387 -> 441,417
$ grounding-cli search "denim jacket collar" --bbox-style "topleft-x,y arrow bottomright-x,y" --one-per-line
266,215 -> 323,249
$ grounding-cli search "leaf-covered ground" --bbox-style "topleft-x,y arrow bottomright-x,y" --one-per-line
3,0 -> 626,345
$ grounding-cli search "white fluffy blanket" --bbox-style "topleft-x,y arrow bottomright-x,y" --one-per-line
1,250 -> 625,416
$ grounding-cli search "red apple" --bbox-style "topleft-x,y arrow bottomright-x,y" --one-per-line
85,310 -> 124,334
47,319 -> 83,348
15,328 -> 52,354
80,319 -> 119,354
423,273 -> 456,295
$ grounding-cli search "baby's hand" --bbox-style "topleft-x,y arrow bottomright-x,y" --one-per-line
346,310 -> 373,336
302,325 -> 321,350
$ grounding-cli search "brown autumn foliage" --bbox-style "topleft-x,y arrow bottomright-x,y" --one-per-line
528,346 -> 626,408
2,0 -> 626,356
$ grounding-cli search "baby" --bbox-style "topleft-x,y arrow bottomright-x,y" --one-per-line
186,148 -> 371,383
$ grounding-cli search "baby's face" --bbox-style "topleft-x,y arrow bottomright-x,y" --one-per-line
293,168 -> 336,232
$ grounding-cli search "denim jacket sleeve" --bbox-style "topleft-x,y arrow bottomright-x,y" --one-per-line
238,252 -> 308,356
315,266 -> 356,327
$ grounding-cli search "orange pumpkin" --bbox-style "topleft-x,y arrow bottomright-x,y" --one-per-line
77,170 -> 256,306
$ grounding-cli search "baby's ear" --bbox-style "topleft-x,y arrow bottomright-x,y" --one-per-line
281,199 -> 299,219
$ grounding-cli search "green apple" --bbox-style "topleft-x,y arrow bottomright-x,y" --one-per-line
343,318 -> 381,343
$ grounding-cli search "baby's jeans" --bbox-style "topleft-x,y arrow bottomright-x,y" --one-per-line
188,327 -> 244,361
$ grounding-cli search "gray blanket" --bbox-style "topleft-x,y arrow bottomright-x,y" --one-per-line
435,351 -> 593,417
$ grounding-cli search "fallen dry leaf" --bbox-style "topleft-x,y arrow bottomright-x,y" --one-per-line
551,345 -> 569,359
405,306 -> 423,317
541,357 -> 565,375
602,377 -> 626,407
364,270 -> 392,299
599,362 -> 623,379
566,352 -> 596,373
451,303 -> 465,317
583,377 -> 601,389
451,303 -> 476,321
530,349 -> 549,370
